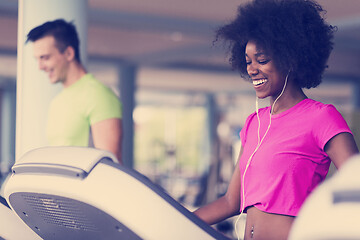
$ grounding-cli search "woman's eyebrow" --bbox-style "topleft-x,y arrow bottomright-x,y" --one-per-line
255,52 -> 267,57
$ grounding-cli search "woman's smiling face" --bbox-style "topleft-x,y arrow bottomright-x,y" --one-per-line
245,40 -> 285,99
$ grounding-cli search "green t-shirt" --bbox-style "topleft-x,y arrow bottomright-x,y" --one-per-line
46,73 -> 122,146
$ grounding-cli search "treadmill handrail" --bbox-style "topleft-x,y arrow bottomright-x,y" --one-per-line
12,146 -> 116,178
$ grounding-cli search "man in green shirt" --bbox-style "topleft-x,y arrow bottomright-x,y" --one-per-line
27,19 -> 123,163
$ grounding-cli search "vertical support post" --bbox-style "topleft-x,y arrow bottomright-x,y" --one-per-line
16,0 -> 87,160
119,64 -> 137,168
204,93 -> 220,203
0,83 -> 16,176
352,82 -> 360,147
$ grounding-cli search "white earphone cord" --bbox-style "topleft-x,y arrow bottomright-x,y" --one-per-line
234,71 -> 289,240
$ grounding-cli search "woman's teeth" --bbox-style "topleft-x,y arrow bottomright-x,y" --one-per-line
253,79 -> 267,86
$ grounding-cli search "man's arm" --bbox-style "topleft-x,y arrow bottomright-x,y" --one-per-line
91,118 -> 123,164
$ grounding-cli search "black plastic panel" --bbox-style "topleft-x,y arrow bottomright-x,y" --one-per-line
9,192 -> 142,240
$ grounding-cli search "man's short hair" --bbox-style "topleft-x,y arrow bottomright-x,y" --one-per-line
27,19 -> 81,63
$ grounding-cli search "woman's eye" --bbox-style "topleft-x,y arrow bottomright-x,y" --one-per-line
258,59 -> 270,65
246,61 -> 251,65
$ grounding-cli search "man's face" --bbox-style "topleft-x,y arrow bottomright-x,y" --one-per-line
32,35 -> 70,85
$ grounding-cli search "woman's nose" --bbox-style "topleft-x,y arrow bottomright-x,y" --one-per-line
247,63 -> 259,76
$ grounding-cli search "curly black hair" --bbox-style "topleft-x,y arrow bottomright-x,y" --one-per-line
216,0 -> 336,89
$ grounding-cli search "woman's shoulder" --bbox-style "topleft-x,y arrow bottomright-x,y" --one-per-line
300,99 -> 346,126
246,106 -> 269,121
304,99 -> 340,114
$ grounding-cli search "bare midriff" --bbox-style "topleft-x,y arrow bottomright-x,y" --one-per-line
244,206 -> 295,240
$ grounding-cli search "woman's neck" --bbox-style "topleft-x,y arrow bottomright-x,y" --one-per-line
270,87 -> 307,115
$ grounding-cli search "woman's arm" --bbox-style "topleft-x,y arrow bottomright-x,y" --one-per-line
193,147 -> 243,225
325,132 -> 359,169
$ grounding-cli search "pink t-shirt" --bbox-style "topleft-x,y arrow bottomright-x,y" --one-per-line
239,99 -> 352,216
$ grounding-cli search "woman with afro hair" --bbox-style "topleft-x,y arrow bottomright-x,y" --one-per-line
194,0 -> 358,239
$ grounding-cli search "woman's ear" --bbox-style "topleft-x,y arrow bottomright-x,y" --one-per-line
64,46 -> 75,61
